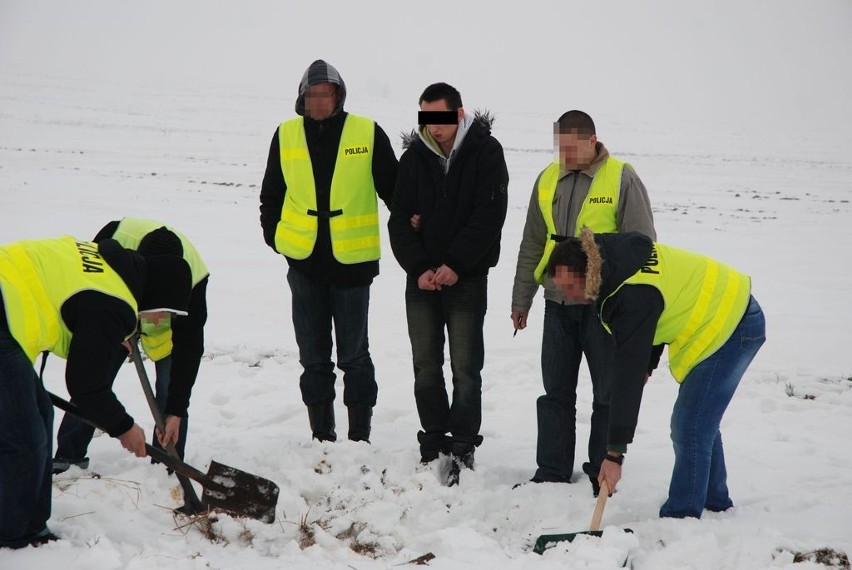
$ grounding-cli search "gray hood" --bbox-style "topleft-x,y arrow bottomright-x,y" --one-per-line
294,59 -> 347,117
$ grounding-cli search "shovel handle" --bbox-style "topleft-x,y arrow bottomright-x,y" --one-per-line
129,335 -> 207,512
589,480 -> 609,531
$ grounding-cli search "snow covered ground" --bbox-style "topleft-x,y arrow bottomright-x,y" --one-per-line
2,1 -> 851,568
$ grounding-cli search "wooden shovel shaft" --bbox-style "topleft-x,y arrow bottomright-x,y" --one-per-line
589,480 -> 609,531
129,336 -> 207,512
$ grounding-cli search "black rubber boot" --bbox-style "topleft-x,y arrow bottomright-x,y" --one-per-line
347,406 -> 372,443
307,403 -> 337,442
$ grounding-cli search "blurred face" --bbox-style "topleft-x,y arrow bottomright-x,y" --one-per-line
555,129 -> 598,170
420,99 -> 463,150
553,266 -> 589,303
304,82 -> 338,120
139,310 -> 171,326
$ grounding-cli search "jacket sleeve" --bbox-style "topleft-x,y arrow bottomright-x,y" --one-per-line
442,137 -> 509,274
164,276 -> 208,417
617,165 -> 656,240
93,220 -> 120,242
372,124 -> 398,210
388,150 -> 434,278
259,128 -> 285,251
62,291 -> 137,437
511,171 -> 548,313
601,284 -> 664,449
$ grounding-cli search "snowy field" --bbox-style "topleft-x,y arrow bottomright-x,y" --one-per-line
2,1 -> 852,568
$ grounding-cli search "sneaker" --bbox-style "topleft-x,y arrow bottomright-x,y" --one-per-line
52,457 -> 89,475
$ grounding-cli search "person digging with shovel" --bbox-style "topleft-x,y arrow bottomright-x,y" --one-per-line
54,220 -> 209,473
0,233 -> 191,549
547,228 -> 765,519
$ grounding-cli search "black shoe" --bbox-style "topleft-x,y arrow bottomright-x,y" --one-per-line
513,475 -> 571,489
418,431 -> 450,464
1,528 -> 60,550
52,457 -> 89,475
582,462 -> 602,497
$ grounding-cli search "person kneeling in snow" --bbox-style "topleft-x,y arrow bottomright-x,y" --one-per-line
0,233 -> 191,548
547,228 -> 765,518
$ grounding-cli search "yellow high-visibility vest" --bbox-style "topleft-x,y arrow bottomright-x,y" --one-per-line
110,218 -> 208,361
274,114 -> 380,264
0,237 -> 137,362
533,157 -> 624,283
601,243 -> 751,382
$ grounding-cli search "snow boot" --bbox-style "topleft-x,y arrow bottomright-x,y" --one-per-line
417,430 -> 449,464
347,406 -> 372,443
307,402 -> 336,442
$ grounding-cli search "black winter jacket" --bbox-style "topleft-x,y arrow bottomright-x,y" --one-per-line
388,112 -> 509,278
259,111 -> 398,286
592,232 -> 665,450
95,221 -> 207,418
0,239 -> 142,437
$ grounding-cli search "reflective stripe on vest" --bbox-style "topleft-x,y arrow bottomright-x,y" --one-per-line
600,243 -> 751,382
274,115 -> 380,264
0,237 -> 137,363
533,157 -> 624,283
110,218 -> 207,361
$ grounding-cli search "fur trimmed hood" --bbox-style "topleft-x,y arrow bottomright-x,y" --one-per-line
578,228 -> 655,302
401,109 -> 496,150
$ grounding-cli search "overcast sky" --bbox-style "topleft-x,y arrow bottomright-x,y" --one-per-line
2,0 -> 851,135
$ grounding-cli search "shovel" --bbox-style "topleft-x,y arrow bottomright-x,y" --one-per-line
127,334 -> 207,516
533,481 -> 633,554
48,391 -> 280,523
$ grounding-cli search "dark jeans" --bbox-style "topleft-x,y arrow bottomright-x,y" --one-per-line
56,355 -> 188,461
405,275 -> 487,453
0,326 -> 53,546
287,269 -> 377,408
534,300 -> 613,482
660,296 -> 765,518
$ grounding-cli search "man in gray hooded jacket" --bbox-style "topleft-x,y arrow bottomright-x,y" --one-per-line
511,110 -> 655,493
259,60 -> 397,444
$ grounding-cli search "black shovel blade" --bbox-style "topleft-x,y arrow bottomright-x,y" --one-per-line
533,528 -> 633,555
201,460 -> 280,524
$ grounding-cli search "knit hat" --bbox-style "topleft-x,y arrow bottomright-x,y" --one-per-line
140,256 -> 191,315
137,227 -> 191,315
294,59 -> 347,117
138,226 -> 184,258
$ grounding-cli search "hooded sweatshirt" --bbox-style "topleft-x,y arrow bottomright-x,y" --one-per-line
259,59 -> 398,286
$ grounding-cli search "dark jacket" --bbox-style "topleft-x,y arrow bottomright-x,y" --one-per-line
0,239 -> 142,437
592,232 -> 665,450
95,221 -> 207,418
259,111 -> 398,286
388,112 -> 509,278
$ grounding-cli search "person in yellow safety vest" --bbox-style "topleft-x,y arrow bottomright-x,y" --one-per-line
0,234 -> 191,549
510,110 -> 656,495
547,228 -> 766,519
53,220 -> 209,473
259,59 -> 397,443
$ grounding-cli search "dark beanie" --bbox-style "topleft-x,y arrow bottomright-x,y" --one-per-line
140,256 -> 192,315
138,227 -> 184,257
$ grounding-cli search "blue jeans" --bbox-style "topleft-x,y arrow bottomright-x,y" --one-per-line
56,355 -> 188,460
535,301 -> 612,482
660,295 -> 766,518
287,269 -> 377,407
0,326 -> 53,546
405,275 -> 487,452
